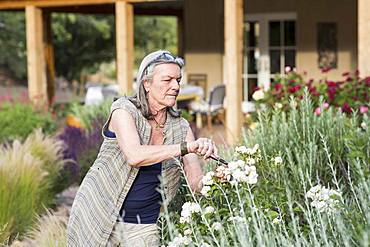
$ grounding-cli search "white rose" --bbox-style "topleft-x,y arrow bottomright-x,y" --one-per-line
246,158 -> 256,165
235,146 -> 248,153
201,186 -> 211,195
228,161 -> 239,170
204,206 -> 215,214
275,103 -> 283,109
274,156 -> 283,164
252,89 -> 265,101
212,222 -> 223,231
183,229 -> 192,236
190,203 -> 201,213
272,217 -> 282,224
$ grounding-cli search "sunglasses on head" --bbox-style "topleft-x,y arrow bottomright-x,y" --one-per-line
144,52 -> 185,74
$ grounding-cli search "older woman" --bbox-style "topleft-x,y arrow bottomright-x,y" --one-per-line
67,50 -> 218,247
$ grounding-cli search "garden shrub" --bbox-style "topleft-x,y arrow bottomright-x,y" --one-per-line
253,70 -> 369,115
0,102 -> 57,143
0,131 -> 65,243
161,94 -> 370,246
69,98 -> 111,131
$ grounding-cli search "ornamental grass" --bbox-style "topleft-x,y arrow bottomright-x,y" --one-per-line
0,130 -> 65,244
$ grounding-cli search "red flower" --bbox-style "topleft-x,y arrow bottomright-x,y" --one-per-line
327,87 -> 337,95
364,77 -> 370,86
287,85 -> 301,94
341,102 -> 352,113
274,83 -> 283,91
326,81 -> 337,87
321,67 -> 332,73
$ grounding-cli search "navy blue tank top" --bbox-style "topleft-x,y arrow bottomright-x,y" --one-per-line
103,129 -> 162,224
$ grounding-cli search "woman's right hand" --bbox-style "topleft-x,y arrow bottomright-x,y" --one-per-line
187,138 -> 218,160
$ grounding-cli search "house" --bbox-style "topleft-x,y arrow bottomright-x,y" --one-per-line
0,0 -> 369,143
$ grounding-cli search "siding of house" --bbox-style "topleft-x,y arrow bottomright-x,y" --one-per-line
183,0 -> 357,92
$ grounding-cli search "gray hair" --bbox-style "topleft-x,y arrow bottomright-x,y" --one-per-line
128,50 -> 185,119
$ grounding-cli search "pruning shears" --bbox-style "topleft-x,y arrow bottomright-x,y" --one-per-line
209,155 -> 229,165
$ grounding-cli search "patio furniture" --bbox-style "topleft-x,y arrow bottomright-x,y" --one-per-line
189,84 -> 226,129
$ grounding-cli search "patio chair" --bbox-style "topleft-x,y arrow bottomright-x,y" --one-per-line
189,84 -> 226,129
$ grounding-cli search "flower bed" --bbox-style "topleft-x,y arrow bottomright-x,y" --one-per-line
252,70 -> 369,115
161,95 -> 370,246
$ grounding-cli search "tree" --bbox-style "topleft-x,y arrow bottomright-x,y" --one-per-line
52,13 -> 115,81
0,12 -> 27,82
0,12 -> 177,84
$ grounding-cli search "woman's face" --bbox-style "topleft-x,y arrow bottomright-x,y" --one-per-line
144,63 -> 182,108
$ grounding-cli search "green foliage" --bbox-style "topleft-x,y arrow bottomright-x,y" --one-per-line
69,99 -> 111,131
0,131 -> 65,243
161,94 -> 370,246
244,93 -> 370,195
134,16 -> 178,66
256,70 -> 369,114
0,12 -> 27,81
0,103 -> 57,142
52,13 -> 115,81
0,12 -> 178,83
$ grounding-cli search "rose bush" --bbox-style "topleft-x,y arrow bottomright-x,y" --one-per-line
252,70 -> 369,115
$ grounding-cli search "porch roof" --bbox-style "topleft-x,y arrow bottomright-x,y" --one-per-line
0,0 -> 183,15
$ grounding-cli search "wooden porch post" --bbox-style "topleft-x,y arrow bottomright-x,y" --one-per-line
358,0 -> 370,77
115,0 -> 134,95
224,0 -> 243,144
43,11 -> 56,105
26,5 -> 47,106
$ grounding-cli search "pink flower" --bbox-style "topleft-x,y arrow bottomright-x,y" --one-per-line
315,107 -> 322,115
360,106 -> 369,114
323,102 -> 329,109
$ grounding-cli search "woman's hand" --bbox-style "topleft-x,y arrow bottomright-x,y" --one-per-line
187,138 -> 218,160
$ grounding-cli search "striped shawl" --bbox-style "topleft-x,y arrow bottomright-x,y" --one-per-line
67,97 -> 189,246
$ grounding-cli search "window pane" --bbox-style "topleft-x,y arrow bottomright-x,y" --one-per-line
269,21 -> 281,46
284,49 -> 296,69
284,21 -> 296,46
244,21 -> 259,48
270,50 -> 281,74
247,50 -> 258,74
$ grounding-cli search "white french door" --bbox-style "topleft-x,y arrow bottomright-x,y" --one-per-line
243,13 -> 297,102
